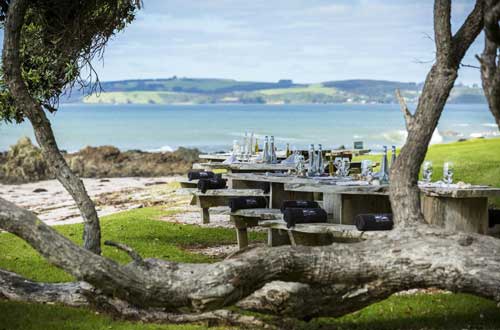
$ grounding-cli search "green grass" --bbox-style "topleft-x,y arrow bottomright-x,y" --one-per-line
354,137 -> 500,206
0,207 -> 265,282
0,301 -> 224,330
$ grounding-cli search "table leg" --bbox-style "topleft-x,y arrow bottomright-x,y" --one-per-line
268,228 -> 291,246
200,208 -> 210,224
232,216 -> 249,250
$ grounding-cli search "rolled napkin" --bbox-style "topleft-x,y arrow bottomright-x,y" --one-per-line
188,170 -> 215,181
283,208 -> 327,228
229,196 -> 268,213
197,177 -> 227,193
281,200 -> 319,212
489,209 -> 500,227
355,213 -> 393,231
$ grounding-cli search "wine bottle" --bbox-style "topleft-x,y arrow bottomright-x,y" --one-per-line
254,138 -> 259,154
263,136 -> 270,164
391,145 -> 397,169
328,151 -> 334,176
317,144 -> 324,175
286,143 -> 291,158
308,144 -> 315,176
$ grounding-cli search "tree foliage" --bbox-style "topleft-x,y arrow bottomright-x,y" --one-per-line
0,0 -> 141,123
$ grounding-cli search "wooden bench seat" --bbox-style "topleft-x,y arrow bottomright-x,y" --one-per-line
192,189 -> 268,224
178,179 -> 198,188
230,208 -> 377,249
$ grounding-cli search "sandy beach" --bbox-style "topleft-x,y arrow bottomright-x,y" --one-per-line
0,176 -> 187,226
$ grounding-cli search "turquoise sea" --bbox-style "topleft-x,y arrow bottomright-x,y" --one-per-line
0,103 -> 497,152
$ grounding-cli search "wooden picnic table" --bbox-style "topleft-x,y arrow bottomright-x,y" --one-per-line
225,172 -> 500,234
193,162 -> 296,173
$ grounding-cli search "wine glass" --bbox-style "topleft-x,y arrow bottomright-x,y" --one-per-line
342,157 -> 351,177
422,161 -> 433,183
443,162 -> 454,185
361,160 -> 373,178
334,157 -> 343,176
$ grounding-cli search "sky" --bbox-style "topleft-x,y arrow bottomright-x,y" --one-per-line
93,0 -> 484,84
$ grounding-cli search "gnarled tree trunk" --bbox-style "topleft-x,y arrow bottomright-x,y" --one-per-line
390,0 -> 484,225
1,197 -> 500,319
2,0 -> 101,254
479,0 -> 500,130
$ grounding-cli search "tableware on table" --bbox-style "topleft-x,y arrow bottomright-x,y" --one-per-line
342,157 -> 351,177
422,161 -> 433,183
443,162 -> 454,185
334,157 -> 343,176
361,159 -> 373,178
317,144 -> 325,175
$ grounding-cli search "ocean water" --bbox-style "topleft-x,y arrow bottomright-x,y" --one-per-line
0,103 -> 498,153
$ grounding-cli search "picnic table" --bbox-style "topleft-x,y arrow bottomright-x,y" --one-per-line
192,162 -> 296,173
225,172 -> 500,234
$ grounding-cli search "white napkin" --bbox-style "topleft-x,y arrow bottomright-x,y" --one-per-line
280,154 -> 298,164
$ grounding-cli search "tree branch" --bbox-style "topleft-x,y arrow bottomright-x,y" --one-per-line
484,0 -> 500,44
452,0 -> 485,65
2,196 -> 500,315
105,240 -> 145,266
434,0 -> 453,66
395,89 -> 414,130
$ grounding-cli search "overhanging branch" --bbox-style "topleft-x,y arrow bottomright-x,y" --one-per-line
395,89 -> 414,130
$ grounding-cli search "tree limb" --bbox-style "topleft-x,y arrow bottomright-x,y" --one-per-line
2,197 -> 500,315
434,0 -> 453,67
452,0 -> 485,66
395,89 -> 413,130
104,241 -> 145,266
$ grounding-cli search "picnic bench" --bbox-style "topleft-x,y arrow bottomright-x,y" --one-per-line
191,189 -> 268,224
230,208 -> 374,249
178,179 -> 198,188
193,162 -> 296,174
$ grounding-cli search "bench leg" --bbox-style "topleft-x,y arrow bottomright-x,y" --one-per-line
200,208 -> 210,224
236,228 -> 249,250
268,228 -> 291,247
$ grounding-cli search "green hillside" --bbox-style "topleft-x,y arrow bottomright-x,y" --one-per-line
77,78 -> 486,105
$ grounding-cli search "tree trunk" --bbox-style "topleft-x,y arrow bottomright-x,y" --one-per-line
1,0 -> 101,254
2,197 -> 500,317
479,0 -> 500,130
390,0 -> 484,226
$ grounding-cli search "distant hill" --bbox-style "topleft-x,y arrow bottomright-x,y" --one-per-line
67,77 -> 485,105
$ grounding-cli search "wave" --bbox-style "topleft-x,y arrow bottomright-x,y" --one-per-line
147,145 -> 175,153
482,123 -> 498,128
380,129 -> 443,145
454,123 -> 470,127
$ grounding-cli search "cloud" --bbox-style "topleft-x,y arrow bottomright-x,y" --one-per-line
93,0 -> 483,84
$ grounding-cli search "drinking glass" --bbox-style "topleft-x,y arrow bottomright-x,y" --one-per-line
443,162 -> 454,185
422,161 -> 433,183
361,160 -> 373,178
334,157 -> 343,176
342,158 -> 351,177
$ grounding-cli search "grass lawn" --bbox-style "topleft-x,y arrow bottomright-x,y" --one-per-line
355,137 -> 500,206
1,138 -> 500,329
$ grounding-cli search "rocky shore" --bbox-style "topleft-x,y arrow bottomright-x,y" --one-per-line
0,137 -> 200,184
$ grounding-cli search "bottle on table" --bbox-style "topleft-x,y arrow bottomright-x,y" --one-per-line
317,144 -> 324,175
263,136 -> 270,164
249,132 -> 254,155
379,146 -> 389,183
328,151 -> 335,176
254,138 -> 259,154
391,145 -> 397,169
270,136 -> 277,164
308,144 -> 316,176
286,143 -> 291,158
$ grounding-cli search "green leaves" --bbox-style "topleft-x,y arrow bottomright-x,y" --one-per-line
0,0 -> 140,123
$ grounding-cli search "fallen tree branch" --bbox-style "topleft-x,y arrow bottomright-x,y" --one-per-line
2,196 -> 500,318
